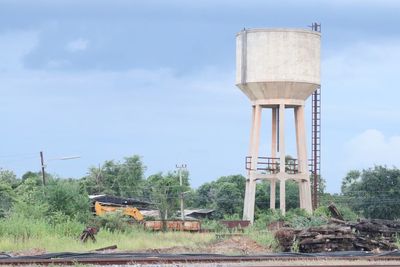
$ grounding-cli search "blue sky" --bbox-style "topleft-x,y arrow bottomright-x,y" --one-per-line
0,0 -> 400,193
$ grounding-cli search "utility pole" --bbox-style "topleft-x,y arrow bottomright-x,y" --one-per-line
39,152 -> 80,187
40,151 -> 46,186
176,164 -> 187,221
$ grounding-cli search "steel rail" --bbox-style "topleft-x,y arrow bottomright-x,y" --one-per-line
2,256 -> 400,265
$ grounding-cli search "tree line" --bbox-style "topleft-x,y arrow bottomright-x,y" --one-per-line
1,154 -> 399,222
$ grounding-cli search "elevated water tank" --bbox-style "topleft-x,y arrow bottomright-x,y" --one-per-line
236,28 -> 320,101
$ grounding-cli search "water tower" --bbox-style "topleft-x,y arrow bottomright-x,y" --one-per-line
236,27 -> 321,222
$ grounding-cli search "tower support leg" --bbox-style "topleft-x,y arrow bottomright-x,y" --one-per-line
279,179 -> 286,214
270,108 -> 277,210
294,105 -> 312,213
243,106 -> 255,219
243,104 -> 262,223
278,104 -> 286,215
270,180 -> 276,210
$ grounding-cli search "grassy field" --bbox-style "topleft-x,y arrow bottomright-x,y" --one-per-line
0,230 -> 216,253
245,229 -> 276,248
0,214 -> 280,254
0,215 -> 218,253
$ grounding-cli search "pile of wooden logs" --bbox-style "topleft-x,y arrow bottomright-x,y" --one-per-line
275,219 -> 400,253
297,225 -> 355,253
274,228 -> 298,252
350,219 -> 399,251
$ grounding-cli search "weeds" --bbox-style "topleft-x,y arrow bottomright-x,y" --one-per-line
0,204 -> 356,254
0,214 -> 84,240
0,224 -> 214,252
244,227 -> 277,249
0,211 -> 216,253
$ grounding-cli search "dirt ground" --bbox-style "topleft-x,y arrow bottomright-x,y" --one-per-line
141,235 -> 272,255
9,248 -> 46,257
6,235 -> 271,257
7,237 -> 400,266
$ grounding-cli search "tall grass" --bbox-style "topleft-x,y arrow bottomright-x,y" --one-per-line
0,215 -> 214,253
244,227 -> 277,250
0,230 -> 215,253
0,214 -> 84,240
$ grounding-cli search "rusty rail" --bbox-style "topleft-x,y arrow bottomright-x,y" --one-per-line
2,255 -> 400,266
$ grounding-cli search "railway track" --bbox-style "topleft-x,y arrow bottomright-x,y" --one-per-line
2,253 -> 400,266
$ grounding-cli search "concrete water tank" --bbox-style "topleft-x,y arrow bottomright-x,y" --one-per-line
236,29 -> 320,101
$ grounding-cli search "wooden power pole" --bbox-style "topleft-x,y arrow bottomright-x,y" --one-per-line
40,151 -> 46,186
176,164 -> 187,221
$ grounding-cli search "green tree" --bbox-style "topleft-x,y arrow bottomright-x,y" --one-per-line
15,172 -> 43,203
255,180 -> 300,213
146,171 -> 190,220
193,175 -> 246,218
0,182 -> 15,217
44,179 -> 90,222
341,170 -> 361,194
310,174 -> 326,195
118,156 -> 146,197
0,169 -> 19,216
82,155 -> 146,197
216,175 -> 246,195
214,182 -> 242,215
21,171 -> 40,182
285,181 -> 300,210
341,166 -> 400,219
195,182 -> 214,208
0,169 -> 19,188
13,172 -> 90,222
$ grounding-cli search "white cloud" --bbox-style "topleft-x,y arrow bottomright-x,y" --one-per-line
322,39 -> 400,128
66,38 -> 89,52
344,129 -> 400,169
0,31 -> 38,71
0,30 -> 244,184
323,40 -> 400,89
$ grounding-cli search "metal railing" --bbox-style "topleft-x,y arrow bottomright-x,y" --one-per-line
245,156 -> 303,174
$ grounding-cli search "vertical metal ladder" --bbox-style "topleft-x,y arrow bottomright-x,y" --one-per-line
311,86 -> 321,210
309,22 -> 322,210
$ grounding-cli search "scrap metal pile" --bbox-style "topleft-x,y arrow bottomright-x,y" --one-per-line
275,207 -> 400,253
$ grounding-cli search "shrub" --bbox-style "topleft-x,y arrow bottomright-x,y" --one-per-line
48,211 -> 84,237
337,205 -> 358,221
288,214 -> 327,229
254,210 -> 285,230
11,201 -> 49,220
90,212 -> 136,233
201,219 -> 226,232
0,213 -> 84,240
223,213 -> 241,220
313,206 -> 331,218
44,180 -> 91,223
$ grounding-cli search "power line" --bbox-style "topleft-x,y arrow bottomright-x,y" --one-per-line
0,152 -> 37,159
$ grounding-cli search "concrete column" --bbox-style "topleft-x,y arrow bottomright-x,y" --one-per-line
294,107 -> 304,209
270,180 -> 276,210
295,105 -> 312,213
243,106 -> 255,220
295,106 -> 308,173
243,179 -> 250,219
244,104 -> 262,222
270,108 -> 277,210
279,104 -> 286,215
280,179 -> 286,215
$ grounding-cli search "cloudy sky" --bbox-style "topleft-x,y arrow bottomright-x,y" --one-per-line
0,0 -> 399,193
